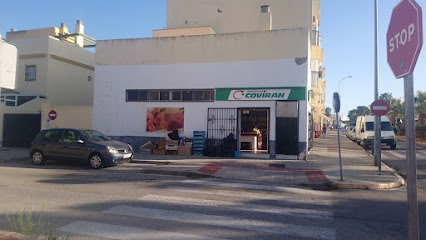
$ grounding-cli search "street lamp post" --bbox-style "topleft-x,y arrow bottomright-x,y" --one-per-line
337,75 -> 352,127
338,75 -> 352,95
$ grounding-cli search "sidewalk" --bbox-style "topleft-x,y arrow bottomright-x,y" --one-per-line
128,130 -> 405,190
307,130 -> 405,189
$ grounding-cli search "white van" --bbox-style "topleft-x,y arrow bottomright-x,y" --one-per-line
355,115 -> 396,150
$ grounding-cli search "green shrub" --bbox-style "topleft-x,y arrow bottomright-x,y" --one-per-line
7,205 -> 69,240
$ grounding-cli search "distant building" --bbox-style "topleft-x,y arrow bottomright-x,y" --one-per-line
1,21 -> 95,147
94,0 -> 325,159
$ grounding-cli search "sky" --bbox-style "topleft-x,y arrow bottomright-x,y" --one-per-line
1,0 -> 425,120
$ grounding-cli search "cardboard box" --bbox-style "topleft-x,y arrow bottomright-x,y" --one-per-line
140,141 -> 154,153
152,149 -> 165,155
178,145 -> 192,156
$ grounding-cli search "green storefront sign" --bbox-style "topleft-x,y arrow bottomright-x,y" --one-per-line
216,87 -> 306,101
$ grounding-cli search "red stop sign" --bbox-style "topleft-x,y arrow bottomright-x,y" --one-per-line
48,110 -> 57,120
371,100 -> 390,116
387,0 -> 423,79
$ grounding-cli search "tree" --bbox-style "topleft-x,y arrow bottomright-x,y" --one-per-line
415,90 -> 426,125
347,109 -> 358,124
325,107 -> 332,117
379,92 -> 403,123
414,90 -> 426,112
356,106 -> 370,116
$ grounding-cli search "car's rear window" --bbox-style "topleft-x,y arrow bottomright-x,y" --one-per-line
41,130 -> 62,143
82,130 -> 111,142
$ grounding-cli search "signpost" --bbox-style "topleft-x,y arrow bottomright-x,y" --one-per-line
370,99 -> 390,172
333,92 -> 343,181
387,0 -> 422,238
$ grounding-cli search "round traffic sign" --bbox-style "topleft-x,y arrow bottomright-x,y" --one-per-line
387,0 -> 423,79
48,110 -> 57,120
371,99 -> 390,116
333,92 -> 340,113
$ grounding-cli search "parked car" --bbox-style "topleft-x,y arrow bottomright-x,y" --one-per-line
345,126 -> 356,141
29,128 -> 134,169
355,115 -> 396,150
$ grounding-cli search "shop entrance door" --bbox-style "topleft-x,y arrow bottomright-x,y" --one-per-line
239,108 -> 269,152
276,101 -> 299,155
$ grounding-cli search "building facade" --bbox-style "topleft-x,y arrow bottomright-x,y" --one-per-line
1,21 -> 95,146
94,0 -> 324,159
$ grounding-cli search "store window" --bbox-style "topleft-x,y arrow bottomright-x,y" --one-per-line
25,65 -> 37,81
125,89 -> 214,102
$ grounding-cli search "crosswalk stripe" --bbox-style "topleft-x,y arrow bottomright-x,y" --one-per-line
165,186 -> 333,206
385,150 -> 406,159
59,220 -> 226,240
104,205 -> 336,239
139,194 -> 333,220
181,179 -> 332,196
383,149 -> 426,160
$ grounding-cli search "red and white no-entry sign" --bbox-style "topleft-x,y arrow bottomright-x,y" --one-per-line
48,110 -> 57,120
387,0 -> 423,79
370,99 -> 389,116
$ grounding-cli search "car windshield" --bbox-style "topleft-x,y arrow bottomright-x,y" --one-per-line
365,122 -> 394,131
82,130 -> 111,141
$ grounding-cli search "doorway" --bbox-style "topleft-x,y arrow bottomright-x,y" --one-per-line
239,108 -> 269,153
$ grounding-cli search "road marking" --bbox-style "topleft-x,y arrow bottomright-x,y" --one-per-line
139,194 -> 333,220
165,186 -> 333,206
104,205 -> 336,239
385,150 -> 406,159
59,221 -> 225,240
181,179 -> 332,196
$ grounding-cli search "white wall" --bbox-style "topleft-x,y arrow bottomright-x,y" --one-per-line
93,58 -> 306,139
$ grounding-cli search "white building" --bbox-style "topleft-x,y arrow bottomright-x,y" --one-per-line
94,0 -> 321,159
2,21 -> 95,147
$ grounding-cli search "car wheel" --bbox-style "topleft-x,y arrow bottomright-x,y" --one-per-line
390,143 -> 396,150
31,150 -> 46,165
89,153 -> 104,169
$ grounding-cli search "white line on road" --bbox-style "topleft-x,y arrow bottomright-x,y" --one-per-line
59,220 -> 226,240
165,186 -> 333,206
104,205 -> 336,239
181,179 -> 332,196
139,194 -> 333,220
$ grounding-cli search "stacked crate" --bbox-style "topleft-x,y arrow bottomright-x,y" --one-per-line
192,131 -> 206,156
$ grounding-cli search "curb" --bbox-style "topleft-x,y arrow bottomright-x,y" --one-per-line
331,162 -> 406,190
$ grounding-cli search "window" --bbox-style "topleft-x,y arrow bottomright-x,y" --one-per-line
41,130 -> 62,143
160,91 -> 170,101
149,91 -> 160,101
25,65 -> 37,81
125,89 -> 214,102
182,91 -> 193,101
126,90 -> 138,102
172,91 -> 182,101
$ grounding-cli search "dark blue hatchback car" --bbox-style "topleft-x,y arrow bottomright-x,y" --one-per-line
29,128 -> 134,169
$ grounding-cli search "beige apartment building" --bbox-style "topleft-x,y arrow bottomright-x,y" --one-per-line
94,0 -> 325,159
1,21 -> 95,147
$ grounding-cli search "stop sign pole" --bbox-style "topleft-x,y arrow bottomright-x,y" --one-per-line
387,0 -> 422,239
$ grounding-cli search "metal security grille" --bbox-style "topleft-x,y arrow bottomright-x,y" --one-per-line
206,108 -> 238,157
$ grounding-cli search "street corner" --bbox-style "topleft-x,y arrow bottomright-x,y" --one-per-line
197,161 -> 334,190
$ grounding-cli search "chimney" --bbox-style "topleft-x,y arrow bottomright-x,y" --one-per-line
60,23 -> 68,34
74,20 -> 84,47
75,20 -> 84,34
260,5 -> 272,30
